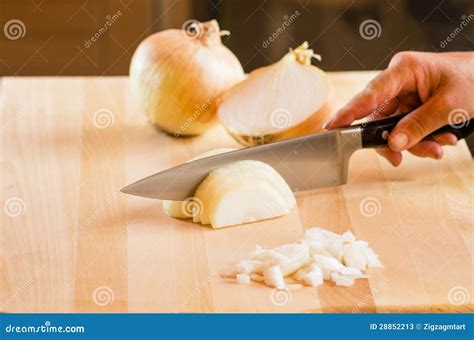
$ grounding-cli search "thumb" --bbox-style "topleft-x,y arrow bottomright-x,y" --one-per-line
388,93 -> 453,152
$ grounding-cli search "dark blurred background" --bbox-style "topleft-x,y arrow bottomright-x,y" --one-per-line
0,0 -> 473,76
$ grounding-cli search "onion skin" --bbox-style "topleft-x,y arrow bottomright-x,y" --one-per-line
130,20 -> 245,136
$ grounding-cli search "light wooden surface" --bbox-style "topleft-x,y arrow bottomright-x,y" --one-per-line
1,73 -> 472,313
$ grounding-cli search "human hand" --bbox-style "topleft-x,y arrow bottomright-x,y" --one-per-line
326,51 -> 474,166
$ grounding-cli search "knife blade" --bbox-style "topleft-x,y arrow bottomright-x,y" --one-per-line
121,113 -> 473,200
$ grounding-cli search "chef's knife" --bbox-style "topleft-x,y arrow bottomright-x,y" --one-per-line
121,113 -> 473,200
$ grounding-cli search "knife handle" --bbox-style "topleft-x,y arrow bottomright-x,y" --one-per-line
357,113 -> 474,148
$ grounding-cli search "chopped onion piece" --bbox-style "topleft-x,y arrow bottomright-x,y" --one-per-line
303,239 -> 326,255
365,247 -> 384,268
331,272 -> 355,287
294,269 -> 307,282
314,254 -> 345,279
303,271 -> 323,287
343,242 -> 367,270
338,266 -> 362,276
263,265 -> 285,289
249,249 -> 289,266
250,243 -> 309,276
326,239 -> 344,262
342,231 -> 356,243
236,274 -> 251,284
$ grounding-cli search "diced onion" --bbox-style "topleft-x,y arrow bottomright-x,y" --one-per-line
228,226 -> 383,289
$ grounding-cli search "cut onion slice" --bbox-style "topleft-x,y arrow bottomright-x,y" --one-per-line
162,148 -> 236,219
195,160 -> 296,228
163,149 -> 296,228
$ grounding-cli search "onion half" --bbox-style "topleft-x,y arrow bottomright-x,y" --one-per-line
217,42 -> 331,146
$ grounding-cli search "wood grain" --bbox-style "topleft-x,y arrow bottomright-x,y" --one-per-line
1,73 -> 472,313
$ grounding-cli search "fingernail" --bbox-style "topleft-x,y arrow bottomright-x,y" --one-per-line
447,139 -> 457,146
390,133 -> 408,151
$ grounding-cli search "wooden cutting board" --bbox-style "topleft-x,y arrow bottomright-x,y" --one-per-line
1,73 -> 472,313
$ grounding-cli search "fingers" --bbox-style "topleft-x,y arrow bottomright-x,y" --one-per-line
407,140 -> 443,159
388,92 -> 451,152
376,148 -> 402,166
376,133 -> 458,166
374,97 -> 400,117
432,132 -> 458,146
326,65 -> 407,128
376,142 -> 441,167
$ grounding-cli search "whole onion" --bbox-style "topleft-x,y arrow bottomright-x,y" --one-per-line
130,20 -> 245,136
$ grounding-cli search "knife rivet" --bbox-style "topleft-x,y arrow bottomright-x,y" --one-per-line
381,131 -> 389,140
